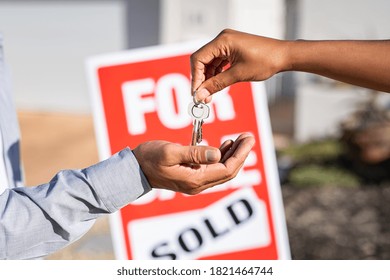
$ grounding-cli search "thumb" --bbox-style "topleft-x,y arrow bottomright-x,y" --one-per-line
178,146 -> 221,164
196,67 -> 239,101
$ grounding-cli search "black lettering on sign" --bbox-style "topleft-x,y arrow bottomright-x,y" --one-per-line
203,218 -> 230,238
178,227 -> 203,252
227,199 -> 254,225
151,242 -> 177,260
149,197 -> 256,259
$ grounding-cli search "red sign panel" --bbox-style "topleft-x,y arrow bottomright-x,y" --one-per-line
87,42 -> 290,260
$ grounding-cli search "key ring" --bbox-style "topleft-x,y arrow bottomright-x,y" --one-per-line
193,90 -> 201,106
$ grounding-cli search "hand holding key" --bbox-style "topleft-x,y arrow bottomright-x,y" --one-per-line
191,28 -> 390,103
132,88 -> 255,195
133,133 -> 255,195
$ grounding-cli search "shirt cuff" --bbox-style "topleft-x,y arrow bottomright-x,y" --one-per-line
84,147 -> 152,213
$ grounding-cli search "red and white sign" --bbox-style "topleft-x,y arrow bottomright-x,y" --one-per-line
86,41 -> 290,260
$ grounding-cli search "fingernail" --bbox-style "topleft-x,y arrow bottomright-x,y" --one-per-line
206,150 -> 219,162
197,88 -> 210,101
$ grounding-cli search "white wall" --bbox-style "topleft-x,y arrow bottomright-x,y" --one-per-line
300,0 -> 390,40
0,1 -> 126,113
160,0 -> 285,43
160,0 -> 228,43
229,0 -> 285,39
160,0 -> 285,103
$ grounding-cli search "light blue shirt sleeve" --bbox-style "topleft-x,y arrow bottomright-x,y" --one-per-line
0,34 -> 152,260
0,147 -> 152,259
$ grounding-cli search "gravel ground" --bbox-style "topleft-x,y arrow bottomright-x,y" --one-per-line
282,184 -> 390,260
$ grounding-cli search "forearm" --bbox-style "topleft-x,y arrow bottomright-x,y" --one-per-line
284,40 -> 390,92
0,147 -> 151,259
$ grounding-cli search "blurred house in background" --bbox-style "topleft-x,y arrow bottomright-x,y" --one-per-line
0,0 -> 126,113
0,0 -> 389,142
0,0 -> 285,114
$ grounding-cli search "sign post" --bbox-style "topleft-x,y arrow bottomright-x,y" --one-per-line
86,42 -> 290,260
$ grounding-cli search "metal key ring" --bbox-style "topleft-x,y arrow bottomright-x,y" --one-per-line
193,90 -> 201,105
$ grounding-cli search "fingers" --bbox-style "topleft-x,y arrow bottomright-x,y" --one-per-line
134,135 -> 255,195
205,58 -> 229,80
222,133 -> 255,171
190,30 -> 232,100
191,29 -> 242,103
190,42 -> 222,94
219,139 -> 234,160
187,133 -> 255,194
172,145 -> 222,165
195,67 -> 239,102
212,133 -> 255,180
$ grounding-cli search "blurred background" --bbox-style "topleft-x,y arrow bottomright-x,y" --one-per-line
0,0 -> 389,259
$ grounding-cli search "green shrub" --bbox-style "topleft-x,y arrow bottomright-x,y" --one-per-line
289,164 -> 360,188
279,139 -> 342,163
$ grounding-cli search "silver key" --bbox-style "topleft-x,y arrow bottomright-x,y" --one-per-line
188,101 -> 210,146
